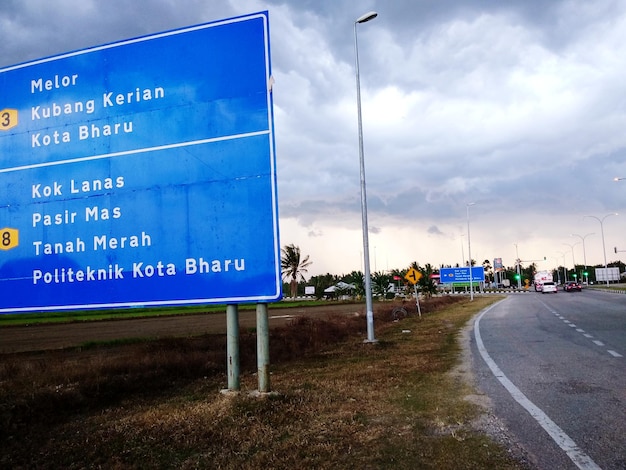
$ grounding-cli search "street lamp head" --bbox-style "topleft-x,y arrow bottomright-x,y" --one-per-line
584,213 -> 617,222
356,11 -> 378,23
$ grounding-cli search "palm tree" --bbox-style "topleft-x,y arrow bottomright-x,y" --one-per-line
417,263 -> 439,298
371,271 -> 392,299
482,259 -> 493,283
281,244 -> 312,298
409,261 -> 438,298
343,271 -> 365,298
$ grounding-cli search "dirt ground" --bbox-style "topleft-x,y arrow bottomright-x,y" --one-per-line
0,303 -> 369,353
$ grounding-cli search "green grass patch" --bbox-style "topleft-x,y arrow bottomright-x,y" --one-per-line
586,284 -> 626,292
0,296 -> 526,469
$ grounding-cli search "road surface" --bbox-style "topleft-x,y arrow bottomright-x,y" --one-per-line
470,290 -> 626,470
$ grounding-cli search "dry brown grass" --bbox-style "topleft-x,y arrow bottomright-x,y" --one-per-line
0,296 -> 527,469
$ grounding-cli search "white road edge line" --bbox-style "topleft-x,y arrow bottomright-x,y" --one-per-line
474,302 -> 602,470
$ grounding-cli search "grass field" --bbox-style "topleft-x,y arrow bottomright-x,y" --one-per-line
0,296 -> 528,469
0,300 -> 326,326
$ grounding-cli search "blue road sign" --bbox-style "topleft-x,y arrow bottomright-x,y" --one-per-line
439,267 -> 485,283
0,12 -> 281,312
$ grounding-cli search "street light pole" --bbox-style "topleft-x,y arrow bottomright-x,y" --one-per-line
562,242 -> 580,282
556,251 -> 567,284
467,203 -> 476,301
571,233 -> 593,284
584,213 -> 617,286
514,243 -> 521,289
460,234 -> 465,268
354,11 -> 378,343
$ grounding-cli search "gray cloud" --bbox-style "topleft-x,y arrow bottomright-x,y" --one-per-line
2,0 -> 625,275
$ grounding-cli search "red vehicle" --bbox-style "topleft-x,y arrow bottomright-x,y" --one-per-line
564,281 -> 582,292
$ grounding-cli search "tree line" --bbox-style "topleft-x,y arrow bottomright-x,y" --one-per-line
281,244 -> 625,299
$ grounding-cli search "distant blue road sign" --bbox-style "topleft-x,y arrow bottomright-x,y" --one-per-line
439,267 -> 485,283
0,12 -> 281,312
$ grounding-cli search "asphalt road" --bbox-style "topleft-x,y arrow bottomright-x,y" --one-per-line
470,290 -> 626,470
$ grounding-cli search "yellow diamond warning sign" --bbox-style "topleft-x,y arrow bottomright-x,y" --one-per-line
404,267 -> 422,285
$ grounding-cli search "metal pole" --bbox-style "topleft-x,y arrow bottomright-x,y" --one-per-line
460,234 -> 465,267
585,214 -> 617,286
514,243 -> 521,289
557,251 -> 566,283
413,284 -> 422,318
226,304 -> 240,391
600,221 -> 608,286
256,303 -> 270,393
572,233 -> 593,284
562,242 -> 579,282
354,12 -> 378,342
466,203 -> 475,301
582,238 -> 588,284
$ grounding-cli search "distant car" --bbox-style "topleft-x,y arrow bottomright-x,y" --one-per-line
564,281 -> 582,292
541,281 -> 558,293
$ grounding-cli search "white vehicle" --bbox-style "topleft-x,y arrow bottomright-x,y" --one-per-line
534,271 -> 553,292
541,281 -> 557,294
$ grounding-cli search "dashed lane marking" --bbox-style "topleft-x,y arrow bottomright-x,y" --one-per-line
543,304 -> 623,359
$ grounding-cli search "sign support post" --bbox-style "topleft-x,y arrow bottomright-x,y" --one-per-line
226,304 -> 240,392
413,284 -> 422,318
404,268 -> 423,317
256,303 -> 270,393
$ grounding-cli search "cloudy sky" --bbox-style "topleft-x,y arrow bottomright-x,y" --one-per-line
2,0 -> 626,278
